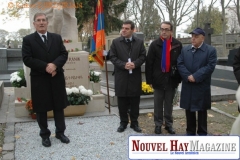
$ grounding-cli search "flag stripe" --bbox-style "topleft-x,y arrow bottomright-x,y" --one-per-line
90,0 -> 105,68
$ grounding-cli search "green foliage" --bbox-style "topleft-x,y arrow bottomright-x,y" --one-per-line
184,6 -> 228,35
67,93 -> 91,105
75,0 -> 128,34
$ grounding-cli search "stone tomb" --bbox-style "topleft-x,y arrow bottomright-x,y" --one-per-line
14,51 -> 105,118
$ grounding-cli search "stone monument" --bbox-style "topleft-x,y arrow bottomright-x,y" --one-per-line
203,23 -> 213,45
14,1 -> 105,118
29,0 -> 82,50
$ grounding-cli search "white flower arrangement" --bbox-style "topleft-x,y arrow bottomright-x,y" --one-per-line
66,85 -> 93,105
89,70 -> 101,83
10,69 -> 26,88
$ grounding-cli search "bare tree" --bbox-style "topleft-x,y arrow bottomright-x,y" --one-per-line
196,0 -> 202,27
233,0 -> 240,26
226,6 -> 240,33
78,20 -> 93,42
220,0 -> 232,56
126,0 -> 161,39
154,0 -> 196,37
0,29 -> 8,43
206,0 -> 218,22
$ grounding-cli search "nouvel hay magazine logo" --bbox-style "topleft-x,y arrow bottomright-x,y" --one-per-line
129,136 -> 240,159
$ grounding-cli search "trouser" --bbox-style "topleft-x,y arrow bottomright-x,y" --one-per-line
185,110 -> 207,135
36,109 -> 66,139
154,88 -> 175,127
117,96 -> 140,126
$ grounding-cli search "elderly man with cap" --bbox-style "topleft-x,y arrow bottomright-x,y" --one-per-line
177,27 -> 217,136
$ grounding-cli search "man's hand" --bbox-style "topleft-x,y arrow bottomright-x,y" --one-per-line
46,63 -> 57,74
125,62 -> 135,70
51,71 -> 57,77
188,75 -> 195,82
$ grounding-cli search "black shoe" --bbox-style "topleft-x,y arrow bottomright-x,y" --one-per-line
117,125 -> 127,132
42,138 -> 51,147
56,134 -> 70,143
155,126 -> 162,134
165,127 -> 175,134
130,125 -> 142,133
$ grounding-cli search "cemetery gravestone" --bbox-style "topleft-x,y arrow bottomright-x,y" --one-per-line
203,23 -> 213,45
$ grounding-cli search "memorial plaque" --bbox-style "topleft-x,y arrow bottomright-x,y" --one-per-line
63,51 -> 89,88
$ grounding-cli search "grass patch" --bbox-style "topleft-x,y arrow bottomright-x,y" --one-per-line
0,123 -> 6,158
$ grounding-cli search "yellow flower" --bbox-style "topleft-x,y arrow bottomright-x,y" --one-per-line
142,82 -> 153,95
89,55 -> 95,63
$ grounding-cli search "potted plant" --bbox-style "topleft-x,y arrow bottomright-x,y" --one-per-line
66,85 -> 93,105
47,85 -> 93,117
89,70 -> 101,94
10,69 -> 26,88
89,70 -> 101,83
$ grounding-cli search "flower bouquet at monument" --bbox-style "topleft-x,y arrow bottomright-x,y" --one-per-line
89,70 -> 101,83
66,85 -> 93,105
10,69 -> 26,88
89,54 -> 95,63
25,99 -> 36,119
142,82 -> 154,95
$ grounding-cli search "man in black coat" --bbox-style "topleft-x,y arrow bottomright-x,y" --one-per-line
22,13 -> 69,147
145,21 -> 182,134
110,20 -> 146,133
233,47 -> 240,112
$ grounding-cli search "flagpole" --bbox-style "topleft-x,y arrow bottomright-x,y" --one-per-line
104,53 -> 111,114
94,0 -> 111,113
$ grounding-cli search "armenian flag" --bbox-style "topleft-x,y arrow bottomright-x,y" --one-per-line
90,0 -> 105,67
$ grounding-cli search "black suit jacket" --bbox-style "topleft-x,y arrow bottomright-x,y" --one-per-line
22,31 -> 69,112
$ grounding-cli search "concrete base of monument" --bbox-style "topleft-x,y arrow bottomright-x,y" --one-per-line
101,86 -> 156,109
86,94 -> 106,113
14,87 -> 31,100
14,94 -> 106,118
14,100 -> 29,118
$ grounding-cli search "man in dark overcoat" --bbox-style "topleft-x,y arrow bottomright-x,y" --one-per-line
110,20 -> 146,133
22,13 -> 69,147
145,21 -> 182,134
232,47 -> 240,113
177,27 -> 217,135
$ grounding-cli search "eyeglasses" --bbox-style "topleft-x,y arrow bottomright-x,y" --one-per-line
34,19 -> 47,23
160,28 -> 171,32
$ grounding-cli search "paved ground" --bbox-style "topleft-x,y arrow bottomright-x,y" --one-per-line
0,86 -> 238,160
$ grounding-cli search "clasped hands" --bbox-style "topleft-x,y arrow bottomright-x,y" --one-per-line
188,75 -> 195,82
125,62 -> 135,70
46,63 -> 57,77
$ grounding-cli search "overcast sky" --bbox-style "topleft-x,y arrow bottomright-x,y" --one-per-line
0,0 -> 30,32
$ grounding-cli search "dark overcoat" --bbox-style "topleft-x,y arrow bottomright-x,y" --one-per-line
177,43 -> 217,111
145,37 -> 182,89
22,32 -> 69,112
233,47 -> 240,84
110,36 -> 146,97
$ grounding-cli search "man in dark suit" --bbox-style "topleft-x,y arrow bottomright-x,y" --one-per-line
109,20 -> 146,133
22,13 -> 70,147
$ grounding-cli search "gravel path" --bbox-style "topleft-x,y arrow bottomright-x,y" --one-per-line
14,115 -> 142,160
